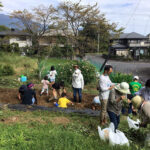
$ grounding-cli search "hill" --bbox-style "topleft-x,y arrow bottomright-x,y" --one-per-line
0,13 -> 18,28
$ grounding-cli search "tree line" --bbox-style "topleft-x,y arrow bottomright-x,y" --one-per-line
1,1 -> 123,56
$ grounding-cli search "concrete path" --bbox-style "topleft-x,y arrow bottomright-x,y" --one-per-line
86,55 -> 150,83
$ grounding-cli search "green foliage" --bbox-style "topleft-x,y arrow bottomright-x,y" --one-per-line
0,43 -> 20,53
110,72 -> 133,83
50,44 -> 74,58
0,25 -> 9,32
44,60 -> 97,85
0,64 -> 15,76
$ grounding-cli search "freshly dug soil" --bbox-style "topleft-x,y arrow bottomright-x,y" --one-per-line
0,88 -> 100,110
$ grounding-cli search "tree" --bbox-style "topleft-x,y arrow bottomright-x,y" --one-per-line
0,25 -> 9,32
57,0 -> 123,55
11,5 -> 57,54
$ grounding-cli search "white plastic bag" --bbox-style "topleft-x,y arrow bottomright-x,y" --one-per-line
98,123 -> 129,146
127,117 -> 140,130
109,130 -> 129,146
98,123 -> 114,141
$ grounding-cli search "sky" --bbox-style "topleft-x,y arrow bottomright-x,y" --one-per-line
1,0 -> 150,35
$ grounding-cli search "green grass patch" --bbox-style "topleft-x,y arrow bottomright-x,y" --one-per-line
0,109 -> 149,149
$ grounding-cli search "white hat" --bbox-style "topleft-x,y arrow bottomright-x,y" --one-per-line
133,76 -> 139,80
115,82 -> 130,94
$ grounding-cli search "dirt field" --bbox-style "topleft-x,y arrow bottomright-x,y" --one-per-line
0,88 -> 99,110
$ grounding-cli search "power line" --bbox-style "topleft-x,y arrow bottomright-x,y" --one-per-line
125,0 -> 142,28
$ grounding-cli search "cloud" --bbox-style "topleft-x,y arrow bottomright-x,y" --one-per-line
1,0 -> 150,35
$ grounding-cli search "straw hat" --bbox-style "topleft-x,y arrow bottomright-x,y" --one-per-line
115,82 -> 130,94
132,95 -> 143,109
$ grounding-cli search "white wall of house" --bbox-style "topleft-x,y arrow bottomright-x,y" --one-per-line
9,36 -> 32,47
116,50 -> 129,57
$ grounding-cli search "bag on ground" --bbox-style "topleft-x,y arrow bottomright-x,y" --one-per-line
127,117 -> 140,130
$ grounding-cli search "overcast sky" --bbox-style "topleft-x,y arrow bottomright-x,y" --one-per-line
1,0 -> 150,35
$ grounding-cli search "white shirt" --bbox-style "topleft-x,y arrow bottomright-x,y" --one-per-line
99,74 -> 112,100
72,71 -> 84,89
48,70 -> 57,80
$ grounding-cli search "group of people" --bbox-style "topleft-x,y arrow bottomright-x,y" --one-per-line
18,65 -> 84,108
18,63 -> 150,130
99,65 -> 150,132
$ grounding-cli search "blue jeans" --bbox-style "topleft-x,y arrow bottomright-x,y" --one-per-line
73,88 -> 82,102
108,111 -> 120,132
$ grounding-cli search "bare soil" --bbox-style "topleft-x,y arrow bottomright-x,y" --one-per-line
0,88 -> 99,110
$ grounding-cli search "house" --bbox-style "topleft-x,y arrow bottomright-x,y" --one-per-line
39,29 -> 73,47
110,32 -> 150,58
0,28 -> 32,47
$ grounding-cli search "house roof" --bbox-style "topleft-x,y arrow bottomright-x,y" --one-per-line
111,32 -> 148,40
0,29 -> 30,36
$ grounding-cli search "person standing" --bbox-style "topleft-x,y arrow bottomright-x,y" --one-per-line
107,82 -> 130,132
72,69 -> 84,103
129,76 -> 142,96
99,65 -> 114,126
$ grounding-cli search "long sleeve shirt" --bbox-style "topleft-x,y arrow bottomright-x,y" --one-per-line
99,74 -> 112,100
135,87 -> 150,101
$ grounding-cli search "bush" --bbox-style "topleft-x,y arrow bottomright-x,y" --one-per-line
110,72 -> 133,83
1,65 -> 15,76
42,60 -> 96,85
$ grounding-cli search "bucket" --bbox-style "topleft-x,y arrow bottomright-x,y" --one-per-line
21,76 -> 27,82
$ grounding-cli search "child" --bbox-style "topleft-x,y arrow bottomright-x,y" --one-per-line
48,81 -> 66,101
48,66 -> 57,84
54,92 -> 73,108
40,76 -> 50,96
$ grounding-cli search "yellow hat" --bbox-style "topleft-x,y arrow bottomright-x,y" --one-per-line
132,96 -> 143,109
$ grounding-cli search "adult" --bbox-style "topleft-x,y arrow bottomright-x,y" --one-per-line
22,83 -> 37,105
18,84 -> 27,101
72,69 -> 84,103
107,82 -> 130,132
135,79 -> 150,101
99,65 -> 114,126
132,95 -> 150,127
48,81 -> 66,101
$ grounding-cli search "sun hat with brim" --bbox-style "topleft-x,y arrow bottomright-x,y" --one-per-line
115,82 -> 130,94
132,95 -> 143,109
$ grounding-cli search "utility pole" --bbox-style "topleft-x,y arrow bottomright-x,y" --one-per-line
97,32 -> 100,53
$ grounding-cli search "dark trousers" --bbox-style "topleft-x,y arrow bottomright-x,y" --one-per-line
108,111 -> 120,132
73,88 -> 82,102
122,103 -> 132,114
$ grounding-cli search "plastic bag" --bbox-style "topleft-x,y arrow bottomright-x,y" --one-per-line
98,123 -> 129,146
127,117 -> 140,130
98,123 -> 114,141
109,130 -> 129,146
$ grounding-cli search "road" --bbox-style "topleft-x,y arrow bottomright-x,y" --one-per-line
86,55 -> 150,83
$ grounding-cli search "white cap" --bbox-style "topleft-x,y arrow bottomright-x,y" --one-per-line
133,76 -> 139,80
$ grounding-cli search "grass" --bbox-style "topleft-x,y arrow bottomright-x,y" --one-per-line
0,109 -> 149,150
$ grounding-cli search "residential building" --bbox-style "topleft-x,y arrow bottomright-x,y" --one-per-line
110,32 -> 150,58
0,28 -> 32,47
